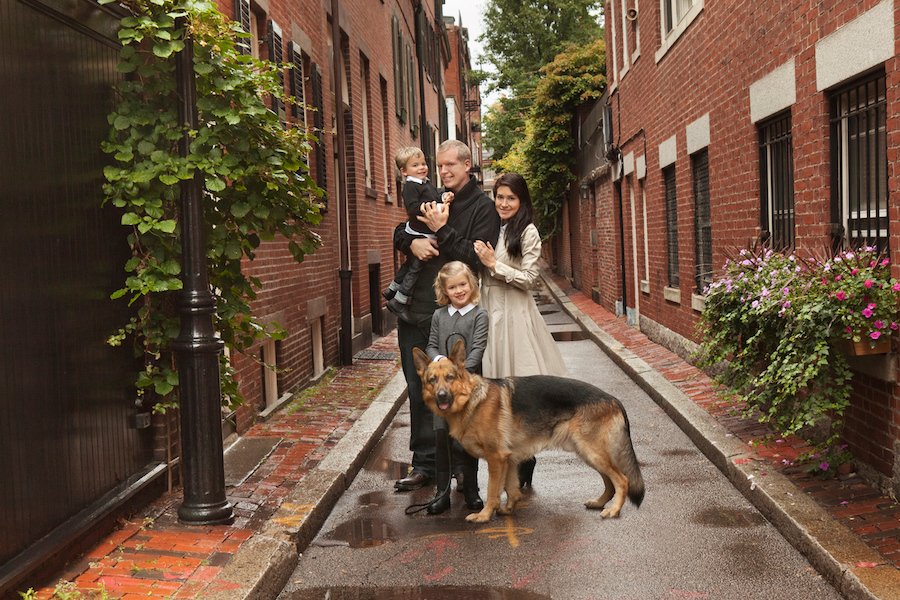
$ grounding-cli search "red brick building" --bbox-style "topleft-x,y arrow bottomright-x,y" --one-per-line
215,0 -> 460,433
566,0 -> 900,497
443,15 -> 484,176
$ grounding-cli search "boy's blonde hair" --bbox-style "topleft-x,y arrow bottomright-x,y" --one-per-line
434,261 -> 480,306
395,146 -> 425,171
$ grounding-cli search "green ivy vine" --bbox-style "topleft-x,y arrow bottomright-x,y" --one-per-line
99,0 -> 323,411
496,38 -> 606,236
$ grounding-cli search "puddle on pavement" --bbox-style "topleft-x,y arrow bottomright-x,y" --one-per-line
551,330 -> 588,341
323,516 -> 396,548
357,491 -> 387,506
285,587 -> 552,599
364,447 -> 410,480
692,507 -> 767,528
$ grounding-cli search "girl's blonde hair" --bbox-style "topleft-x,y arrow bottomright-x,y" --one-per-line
434,261 -> 480,306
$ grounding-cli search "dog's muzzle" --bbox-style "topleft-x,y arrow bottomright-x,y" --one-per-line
436,389 -> 452,411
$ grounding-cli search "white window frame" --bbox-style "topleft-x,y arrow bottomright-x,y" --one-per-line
655,0 -> 703,63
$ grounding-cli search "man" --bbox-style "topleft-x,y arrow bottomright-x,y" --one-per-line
393,140 -> 500,504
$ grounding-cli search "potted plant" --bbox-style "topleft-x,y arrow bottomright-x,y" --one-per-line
819,247 -> 899,355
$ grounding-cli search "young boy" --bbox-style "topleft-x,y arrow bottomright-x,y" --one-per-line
383,146 -> 453,323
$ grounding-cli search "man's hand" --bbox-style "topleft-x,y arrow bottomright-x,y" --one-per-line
417,201 -> 450,232
411,237 -> 439,261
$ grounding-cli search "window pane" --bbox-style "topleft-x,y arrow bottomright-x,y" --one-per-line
664,166 -> 679,287
759,112 -> 794,250
830,71 -> 888,251
693,150 -> 712,293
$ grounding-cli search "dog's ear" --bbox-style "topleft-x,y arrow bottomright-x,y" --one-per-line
412,347 -> 431,377
449,339 -> 466,366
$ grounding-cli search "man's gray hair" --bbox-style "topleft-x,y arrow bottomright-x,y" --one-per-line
436,139 -> 471,162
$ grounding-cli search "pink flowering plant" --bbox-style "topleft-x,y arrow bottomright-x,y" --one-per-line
697,245 -> 899,452
819,247 -> 900,345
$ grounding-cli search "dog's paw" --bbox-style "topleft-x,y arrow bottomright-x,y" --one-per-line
465,510 -> 493,523
598,507 -> 621,518
497,505 -> 514,515
584,500 -> 607,510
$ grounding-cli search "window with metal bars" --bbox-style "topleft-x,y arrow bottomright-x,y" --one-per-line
692,150 -> 712,293
758,111 -> 794,251
829,70 -> 888,252
664,165 -> 679,287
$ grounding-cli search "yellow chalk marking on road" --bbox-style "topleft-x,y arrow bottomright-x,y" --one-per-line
272,502 -> 316,528
476,517 -> 532,548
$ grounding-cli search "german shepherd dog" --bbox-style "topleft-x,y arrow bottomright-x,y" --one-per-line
413,340 -> 645,523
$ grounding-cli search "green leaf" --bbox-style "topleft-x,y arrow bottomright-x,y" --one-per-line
113,115 -> 131,130
153,41 -> 175,58
230,202 -> 251,218
121,213 -> 142,226
156,220 -> 177,233
206,177 -> 226,192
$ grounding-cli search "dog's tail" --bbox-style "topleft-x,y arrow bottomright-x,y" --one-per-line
614,404 -> 645,507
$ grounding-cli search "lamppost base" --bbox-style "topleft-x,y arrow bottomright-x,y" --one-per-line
177,501 -> 234,526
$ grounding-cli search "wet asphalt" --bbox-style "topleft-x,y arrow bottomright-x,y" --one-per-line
277,290 -> 841,600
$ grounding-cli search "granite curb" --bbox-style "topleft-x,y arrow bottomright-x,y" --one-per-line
205,371 -> 409,600
541,273 -> 899,600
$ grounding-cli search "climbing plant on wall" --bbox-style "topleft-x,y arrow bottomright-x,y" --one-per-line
497,38 -> 605,236
100,0 -> 323,411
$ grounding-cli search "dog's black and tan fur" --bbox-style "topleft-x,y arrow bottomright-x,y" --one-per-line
413,340 -> 645,523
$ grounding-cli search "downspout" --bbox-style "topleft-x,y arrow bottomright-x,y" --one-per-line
414,0 -> 429,159
331,0 -> 353,365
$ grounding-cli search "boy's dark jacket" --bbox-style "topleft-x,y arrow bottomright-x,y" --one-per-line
394,176 -> 500,319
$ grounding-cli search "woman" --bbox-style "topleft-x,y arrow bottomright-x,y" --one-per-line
474,172 -> 567,487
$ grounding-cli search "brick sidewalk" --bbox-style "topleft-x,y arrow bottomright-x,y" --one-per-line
26,334 -> 401,599
552,274 -> 900,570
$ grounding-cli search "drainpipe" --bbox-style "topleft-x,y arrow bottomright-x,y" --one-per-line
331,0 -> 353,365
173,21 -> 233,525
414,0 -> 429,158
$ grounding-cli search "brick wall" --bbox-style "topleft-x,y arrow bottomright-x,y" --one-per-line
206,0 -> 450,433
577,0 -> 900,486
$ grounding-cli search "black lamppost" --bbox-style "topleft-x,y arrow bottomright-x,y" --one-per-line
173,21 -> 233,525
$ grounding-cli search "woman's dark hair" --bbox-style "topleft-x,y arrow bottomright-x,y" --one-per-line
493,172 -> 534,259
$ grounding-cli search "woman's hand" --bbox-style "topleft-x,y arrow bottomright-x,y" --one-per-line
474,240 -> 496,269
417,201 -> 449,232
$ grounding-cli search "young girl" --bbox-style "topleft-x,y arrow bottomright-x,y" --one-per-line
423,261 -> 487,514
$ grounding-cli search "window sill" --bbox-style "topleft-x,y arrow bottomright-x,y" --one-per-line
365,186 -> 378,200
640,280 -> 650,294
663,286 -> 681,304
691,292 -> 706,313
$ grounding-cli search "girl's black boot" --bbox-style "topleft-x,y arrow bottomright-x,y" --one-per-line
518,456 -> 536,488
427,429 -> 451,515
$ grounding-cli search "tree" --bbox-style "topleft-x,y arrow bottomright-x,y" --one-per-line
479,0 -> 602,162
512,39 -> 606,236
100,0 -> 323,410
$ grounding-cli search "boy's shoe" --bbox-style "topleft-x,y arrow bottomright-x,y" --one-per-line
382,287 -> 396,300
387,297 -> 413,323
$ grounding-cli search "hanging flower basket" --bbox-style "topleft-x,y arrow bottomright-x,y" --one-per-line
843,335 -> 892,356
